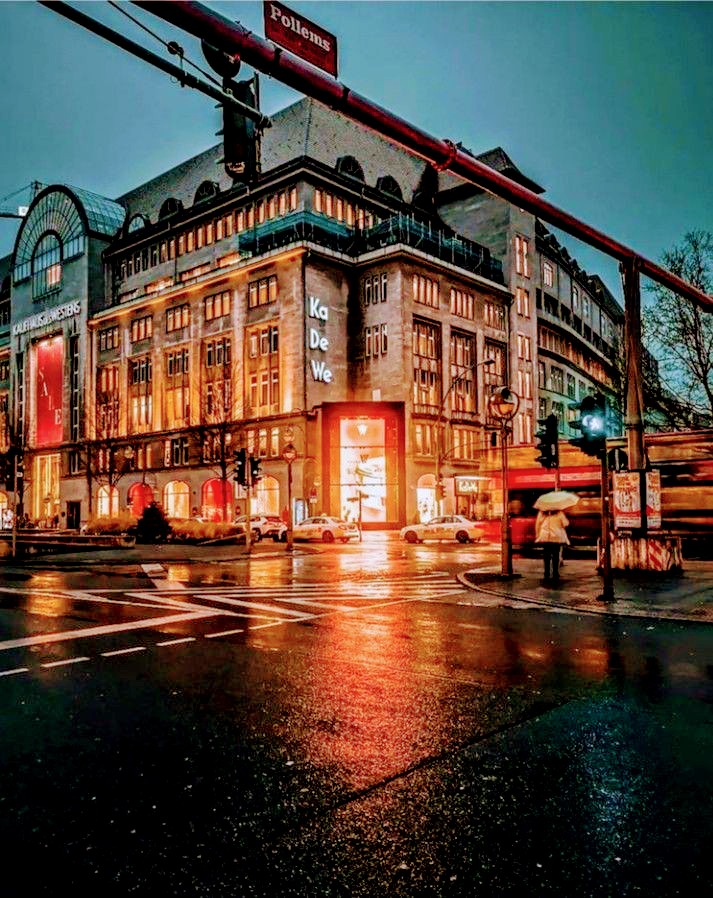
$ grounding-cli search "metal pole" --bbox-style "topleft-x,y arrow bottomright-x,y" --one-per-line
135,0 -> 713,311
598,452 -> 615,602
501,423 -> 512,576
245,472 -> 252,554
11,452 -> 17,559
286,460 -> 293,552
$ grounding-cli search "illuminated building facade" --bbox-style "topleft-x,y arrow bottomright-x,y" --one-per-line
0,97 -> 623,528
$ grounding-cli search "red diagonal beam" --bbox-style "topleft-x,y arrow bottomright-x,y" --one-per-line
135,0 -> 712,311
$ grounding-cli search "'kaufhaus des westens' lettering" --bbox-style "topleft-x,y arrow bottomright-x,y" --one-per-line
12,300 -> 81,336
307,295 -> 332,383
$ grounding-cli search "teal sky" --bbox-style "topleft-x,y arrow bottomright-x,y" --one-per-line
0,1 -> 711,299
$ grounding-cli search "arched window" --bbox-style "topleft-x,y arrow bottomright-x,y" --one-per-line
254,475 -> 279,517
158,197 -> 183,220
128,482 -> 153,517
201,478 -> 233,522
32,232 -> 62,298
194,181 -> 219,205
164,480 -> 190,519
97,485 -> 119,518
336,155 -> 365,182
376,175 -> 403,201
127,214 -> 149,233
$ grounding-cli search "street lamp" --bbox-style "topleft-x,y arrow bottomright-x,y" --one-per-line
488,386 -> 519,576
281,441 -> 297,551
435,357 -> 496,515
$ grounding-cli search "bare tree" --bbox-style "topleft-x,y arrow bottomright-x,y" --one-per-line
643,230 -> 713,427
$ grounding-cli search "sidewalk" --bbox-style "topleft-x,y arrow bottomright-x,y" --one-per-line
459,556 -> 713,624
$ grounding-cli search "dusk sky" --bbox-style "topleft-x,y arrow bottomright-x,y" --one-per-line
1,1 -> 711,300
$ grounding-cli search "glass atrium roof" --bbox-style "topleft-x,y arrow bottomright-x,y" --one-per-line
68,186 -> 126,237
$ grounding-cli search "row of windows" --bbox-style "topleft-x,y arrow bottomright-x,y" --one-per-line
450,288 -> 475,320
166,349 -> 190,377
313,189 -> 375,228
117,189 -> 298,281
130,316 -> 153,344
248,275 -> 278,309
0,359 -> 9,382
538,325 -> 613,388
484,302 -> 506,330
205,290 -> 231,321
413,274 -> 439,308
515,287 -> 530,318
364,324 -> 388,359
248,326 -> 278,358
99,325 -> 120,351
362,273 -> 388,305
205,338 -> 232,367
166,304 -> 190,333
413,423 -> 481,460
538,361 -> 589,401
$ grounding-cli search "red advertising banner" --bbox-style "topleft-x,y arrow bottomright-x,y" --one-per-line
264,1 -> 338,77
613,471 -> 642,529
35,335 -> 64,446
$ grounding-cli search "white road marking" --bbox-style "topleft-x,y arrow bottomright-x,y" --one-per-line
0,667 -> 29,677
156,637 -> 195,647
205,628 -> 244,638
0,611 -> 220,653
101,646 -> 147,657
41,657 -> 90,668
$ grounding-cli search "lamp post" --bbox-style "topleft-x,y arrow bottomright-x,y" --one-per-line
488,386 -> 519,576
435,357 -> 496,515
281,442 -> 297,551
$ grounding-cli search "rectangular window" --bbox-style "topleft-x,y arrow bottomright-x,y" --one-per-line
515,234 -> 530,277
412,274 -> 439,308
170,437 -> 190,466
130,315 -> 153,344
517,334 -> 531,361
204,290 -> 231,321
99,325 -> 119,352
566,373 -> 576,399
572,285 -> 580,313
484,302 -> 506,330
381,323 -> 388,355
166,304 -> 190,333
515,287 -> 530,318
69,336 -> 80,442
551,366 -> 564,394
248,274 -> 278,309
361,272 -> 388,306
450,287 -> 475,320
538,361 -> 546,389
543,261 -> 554,288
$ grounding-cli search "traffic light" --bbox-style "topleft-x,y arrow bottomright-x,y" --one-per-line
220,76 -> 259,182
249,455 -> 262,485
436,481 -> 446,500
535,414 -> 559,469
570,393 -> 607,458
233,448 -> 247,486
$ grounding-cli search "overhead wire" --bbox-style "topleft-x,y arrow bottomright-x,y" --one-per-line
107,0 -> 226,88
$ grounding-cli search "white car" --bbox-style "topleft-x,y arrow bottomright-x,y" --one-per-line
400,515 -> 482,544
293,516 -> 360,543
234,514 -> 287,542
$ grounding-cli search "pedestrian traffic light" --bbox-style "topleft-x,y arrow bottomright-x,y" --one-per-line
233,448 -> 247,486
249,455 -> 262,485
535,414 -> 559,469
570,393 -> 607,458
436,481 -> 446,501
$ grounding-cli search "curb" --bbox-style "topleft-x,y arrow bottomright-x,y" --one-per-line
455,570 -> 713,626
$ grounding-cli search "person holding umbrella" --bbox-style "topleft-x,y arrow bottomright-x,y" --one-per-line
534,491 -> 578,583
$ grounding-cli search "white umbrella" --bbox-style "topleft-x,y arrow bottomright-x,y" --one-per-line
534,490 -> 580,512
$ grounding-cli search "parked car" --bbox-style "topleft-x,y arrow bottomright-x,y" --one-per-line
399,515 -> 483,544
233,514 -> 287,542
293,516 -> 360,543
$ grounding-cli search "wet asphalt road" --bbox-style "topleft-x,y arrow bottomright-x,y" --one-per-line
1,543 -> 712,897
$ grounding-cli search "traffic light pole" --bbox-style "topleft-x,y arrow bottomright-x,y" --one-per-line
598,452 -> 615,602
500,422 -> 512,577
11,452 -> 17,560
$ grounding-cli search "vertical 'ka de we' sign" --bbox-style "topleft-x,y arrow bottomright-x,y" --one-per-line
264,1 -> 338,78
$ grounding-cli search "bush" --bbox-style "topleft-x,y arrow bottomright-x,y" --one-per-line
136,503 -> 171,544
169,520 -> 245,544
84,511 -> 137,535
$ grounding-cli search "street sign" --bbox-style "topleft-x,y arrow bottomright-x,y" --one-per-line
264,1 -> 338,78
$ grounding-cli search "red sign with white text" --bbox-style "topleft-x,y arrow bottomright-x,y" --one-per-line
264,1 -> 338,78
35,335 -> 64,446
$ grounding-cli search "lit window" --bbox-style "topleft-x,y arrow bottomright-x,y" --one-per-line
32,233 -> 62,298
543,261 -> 554,288
515,235 -> 530,277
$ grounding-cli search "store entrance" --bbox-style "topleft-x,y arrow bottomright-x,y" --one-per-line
33,453 -> 61,525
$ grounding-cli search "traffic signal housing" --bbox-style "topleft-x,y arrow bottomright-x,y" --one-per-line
249,455 -> 262,485
233,448 -> 247,486
570,393 -> 607,458
535,414 -> 559,469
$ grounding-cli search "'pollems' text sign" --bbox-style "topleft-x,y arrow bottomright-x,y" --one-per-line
264,1 -> 338,78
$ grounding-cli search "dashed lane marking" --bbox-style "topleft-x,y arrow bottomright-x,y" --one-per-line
156,637 -> 196,647
204,628 -> 245,639
0,667 -> 29,677
100,646 -> 148,658
41,657 -> 90,669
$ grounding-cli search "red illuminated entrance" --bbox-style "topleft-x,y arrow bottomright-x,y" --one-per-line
128,482 -> 153,517
202,478 -> 233,521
